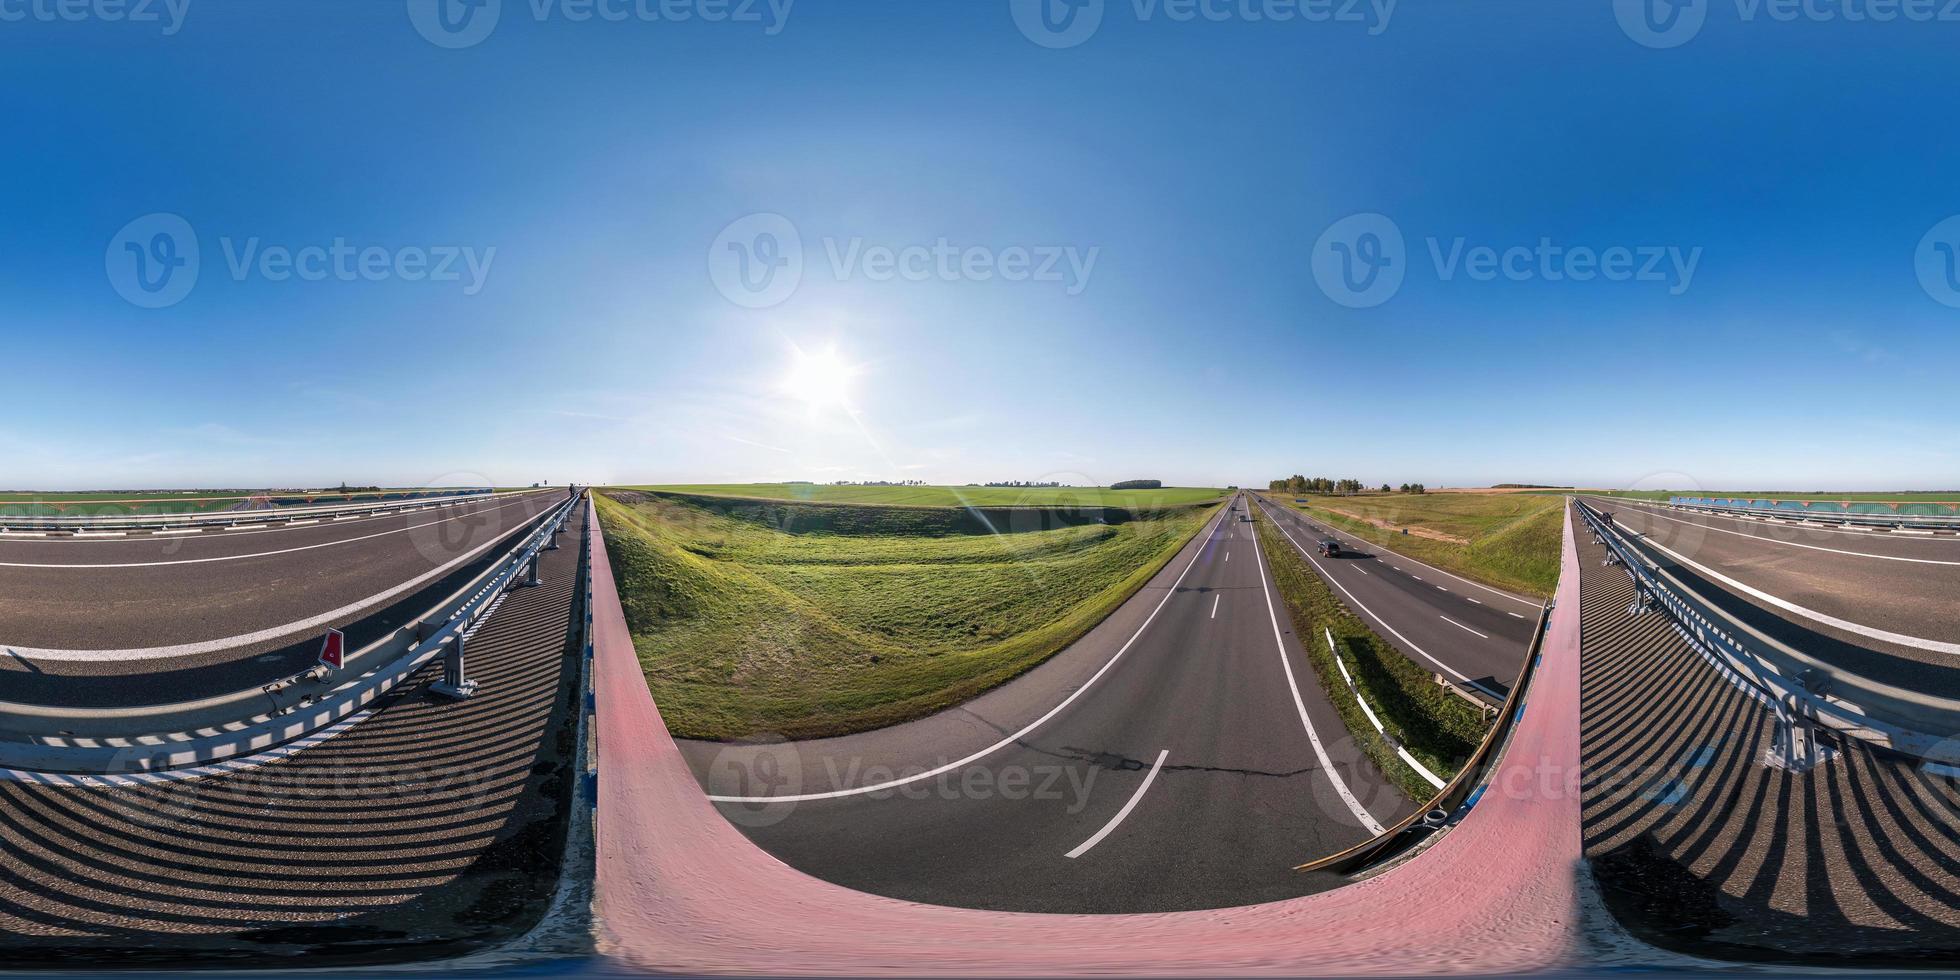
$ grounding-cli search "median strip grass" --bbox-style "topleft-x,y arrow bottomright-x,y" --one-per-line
598,489 -> 1217,740
1269,492 -> 1561,598
1252,509 -> 1491,803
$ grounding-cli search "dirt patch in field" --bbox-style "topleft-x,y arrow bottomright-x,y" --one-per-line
1316,505 -> 1471,545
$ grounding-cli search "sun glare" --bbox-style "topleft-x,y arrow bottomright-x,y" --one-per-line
781,345 -> 856,412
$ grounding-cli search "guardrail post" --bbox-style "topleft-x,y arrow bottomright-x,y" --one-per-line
430,633 -> 478,701
527,552 -> 543,587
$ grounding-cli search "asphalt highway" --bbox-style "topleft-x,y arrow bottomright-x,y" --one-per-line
1581,495 -> 1960,697
0,503 -> 591,967
0,490 -> 563,708
677,493 -> 1422,914
1575,507 -> 1960,965
1253,495 -> 1540,700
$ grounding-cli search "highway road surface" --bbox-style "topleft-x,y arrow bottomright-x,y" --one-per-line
1253,495 -> 1541,701
0,490 -> 562,708
0,502 -> 592,968
1574,503 -> 1960,965
1581,495 -> 1959,698
676,493 -> 1425,913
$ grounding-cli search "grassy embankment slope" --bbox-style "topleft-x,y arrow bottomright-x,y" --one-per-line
1251,507 -> 1491,802
1267,491 -> 1562,598
630,483 -> 1226,507
597,488 -> 1218,740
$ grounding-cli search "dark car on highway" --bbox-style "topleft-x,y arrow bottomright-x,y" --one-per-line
1318,539 -> 1343,558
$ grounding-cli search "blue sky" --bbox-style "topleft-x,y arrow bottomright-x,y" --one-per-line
2,0 -> 1955,492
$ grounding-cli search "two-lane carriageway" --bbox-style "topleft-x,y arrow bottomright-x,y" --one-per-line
677,492 -> 1413,913
1253,495 -> 1541,701
0,490 -> 564,707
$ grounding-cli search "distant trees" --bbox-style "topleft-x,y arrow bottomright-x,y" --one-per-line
1397,483 -> 1427,494
1111,479 -> 1162,490
1265,475 -> 1366,495
984,480 -> 1065,488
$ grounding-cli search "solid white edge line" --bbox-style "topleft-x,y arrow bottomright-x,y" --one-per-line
1439,615 -> 1489,639
1064,748 -> 1170,859
1397,748 -> 1448,789
0,500 -> 560,661
1615,500 -> 1960,567
1272,499 -> 1543,609
708,501 -> 1235,804
1622,516 -> 1960,657
1262,502 -> 1473,683
0,495 -> 543,571
1252,508 -> 1387,836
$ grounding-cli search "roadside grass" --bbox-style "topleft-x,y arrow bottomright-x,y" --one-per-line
1567,489 -> 1959,504
626,483 -> 1226,508
1269,492 -> 1561,598
1253,510 -> 1491,803
597,489 -> 1218,740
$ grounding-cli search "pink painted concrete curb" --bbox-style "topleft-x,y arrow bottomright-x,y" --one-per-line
591,497 -> 1589,977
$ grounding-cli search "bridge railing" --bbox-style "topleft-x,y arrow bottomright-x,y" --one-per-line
1666,495 -> 1960,529
0,489 -> 585,776
1578,499 -> 1958,767
0,488 -> 505,531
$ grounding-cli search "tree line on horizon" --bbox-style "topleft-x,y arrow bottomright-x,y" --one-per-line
1267,476 -> 1425,495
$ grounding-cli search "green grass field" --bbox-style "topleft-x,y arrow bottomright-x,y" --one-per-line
1253,512 -> 1491,802
623,483 -> 1226,508
1572,489 -> 1959,504
1267,492 -> 1562,598
598,490 -> 1218,740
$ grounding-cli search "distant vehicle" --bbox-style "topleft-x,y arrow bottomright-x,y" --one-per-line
1240,514 -> 1251,523
1318,539 -> 1342,557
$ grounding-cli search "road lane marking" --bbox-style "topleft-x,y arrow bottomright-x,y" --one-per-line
1252,514 -> 1388,835
1440,616 -> 1488,639
1064,749 -> 1169,859
1226,551 -> 1231,562
1260,502 -> 1473,684
0,496 -> 545,570
1509,612 -> 1527,619
1613,501 -> 1960,566
1621,525 -> 1960,657
708,502 -> 1236,804
1211,594 -> 1220,619
1466,597 -> 1482,604
0,503 -> 562,661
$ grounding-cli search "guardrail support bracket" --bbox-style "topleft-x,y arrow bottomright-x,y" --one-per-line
430,634 -> 479,701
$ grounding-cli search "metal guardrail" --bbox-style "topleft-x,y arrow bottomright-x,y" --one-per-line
1577,499 -> 1959,768
1296,599 -> 1554,876
0,488 -> 503,531
1663,496 -> 1960,530
0,489 -> 585,775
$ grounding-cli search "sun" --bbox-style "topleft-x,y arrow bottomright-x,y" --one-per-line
781,345 -> 856,412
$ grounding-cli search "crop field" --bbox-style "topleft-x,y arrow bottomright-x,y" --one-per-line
624,483 -> 1226,508
596,489 -> 1218,739
1270,492 -> 1562,598
1575,489 -> 1959,504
